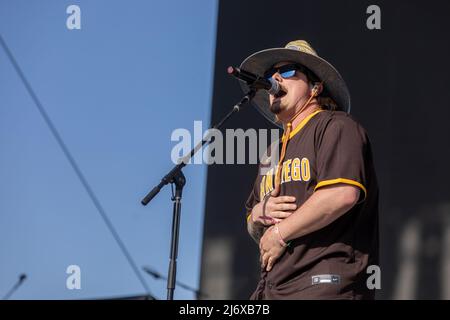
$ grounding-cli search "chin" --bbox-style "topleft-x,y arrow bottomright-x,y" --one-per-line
270,104 -> 281,114
270,101 -> 286,114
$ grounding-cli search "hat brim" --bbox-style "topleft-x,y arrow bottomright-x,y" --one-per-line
239,48 -> 351,128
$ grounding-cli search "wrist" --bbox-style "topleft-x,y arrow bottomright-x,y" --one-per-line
250,203 -> 262,223
274,223 -> 289,247
252,203 -> 268,224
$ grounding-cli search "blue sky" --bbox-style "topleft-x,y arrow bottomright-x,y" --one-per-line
0,0 -> 218,299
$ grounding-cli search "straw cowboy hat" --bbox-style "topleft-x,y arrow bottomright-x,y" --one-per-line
239,40 -> 351,128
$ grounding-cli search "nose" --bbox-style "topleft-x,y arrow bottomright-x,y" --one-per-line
271,72 -> 283,83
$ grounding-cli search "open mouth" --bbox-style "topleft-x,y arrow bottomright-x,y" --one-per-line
274,89 -> 287,99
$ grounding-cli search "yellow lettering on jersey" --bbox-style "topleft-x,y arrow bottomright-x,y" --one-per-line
283,159 -> 292,183
265,168 -> 274,194
259,157 -> 311,199
301,157 -> 311,181
291,158 -> 301,181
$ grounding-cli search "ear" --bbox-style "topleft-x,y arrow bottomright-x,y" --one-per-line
311,82 -> 323,96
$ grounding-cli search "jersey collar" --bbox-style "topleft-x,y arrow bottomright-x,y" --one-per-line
282,109 -> 323,142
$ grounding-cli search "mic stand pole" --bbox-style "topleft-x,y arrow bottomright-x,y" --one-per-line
142,266 -> 209,299
141,89 -> 256,300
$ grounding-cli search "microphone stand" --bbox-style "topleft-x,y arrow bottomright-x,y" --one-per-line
141,89 -> 256,300
142,266 -> 208,299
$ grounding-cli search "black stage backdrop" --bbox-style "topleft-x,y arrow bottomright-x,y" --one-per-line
200,0 -> 450,299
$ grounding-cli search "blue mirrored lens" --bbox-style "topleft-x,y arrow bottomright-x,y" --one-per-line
266,69 -> 296,81
280,69 -> 296,78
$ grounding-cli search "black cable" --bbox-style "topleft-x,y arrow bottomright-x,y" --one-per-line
0,34 -> 151,296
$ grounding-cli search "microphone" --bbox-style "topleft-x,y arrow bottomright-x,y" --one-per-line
227,66 -> 280,95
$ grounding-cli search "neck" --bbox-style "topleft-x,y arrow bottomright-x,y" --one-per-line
282,101 -> 322,130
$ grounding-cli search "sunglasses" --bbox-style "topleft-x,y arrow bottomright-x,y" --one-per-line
264,64 -> 307,81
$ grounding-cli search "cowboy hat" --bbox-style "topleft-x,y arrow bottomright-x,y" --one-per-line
239,40 -> 351,128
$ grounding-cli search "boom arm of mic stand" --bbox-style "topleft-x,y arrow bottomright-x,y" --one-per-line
141,163 -> 185,205
141,89 -> 256,206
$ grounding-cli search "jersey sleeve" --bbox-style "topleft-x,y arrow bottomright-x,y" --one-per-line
315,116 -> 368,201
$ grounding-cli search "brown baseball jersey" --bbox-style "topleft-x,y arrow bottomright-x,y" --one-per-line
245,109 -> 379,300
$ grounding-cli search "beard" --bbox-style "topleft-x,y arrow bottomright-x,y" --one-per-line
269,100 -> 282,114
269,88 -> 287,114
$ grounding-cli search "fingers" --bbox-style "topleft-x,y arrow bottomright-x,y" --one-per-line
259,243 -> 264,264
258,194 -> 296,225
261,251 -> 269,269
257,216 -> 276,226
259,238 -> 267,256
266,198 -> 296,211
261,251 -> 278,271
266,257 -> 274,272
274,203 -> 297,211
273,196 -> 296,203
271,183 -> 280,197
269,211 -> 293,219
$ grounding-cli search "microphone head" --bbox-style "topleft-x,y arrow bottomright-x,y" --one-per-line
19,274 -> 27,282
227,66 -> 236,75
267,78 -> 280,96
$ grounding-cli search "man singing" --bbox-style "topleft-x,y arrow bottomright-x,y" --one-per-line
243,40 -> 379,299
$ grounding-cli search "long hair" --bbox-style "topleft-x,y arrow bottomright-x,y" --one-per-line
303,68 -> 340,111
